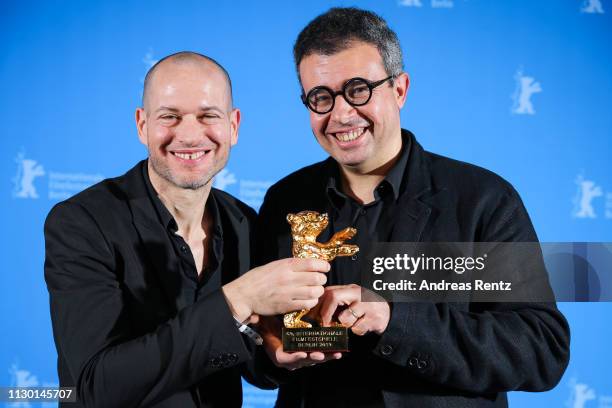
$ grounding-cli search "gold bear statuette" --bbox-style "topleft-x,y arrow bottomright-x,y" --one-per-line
283,211 -> 359,329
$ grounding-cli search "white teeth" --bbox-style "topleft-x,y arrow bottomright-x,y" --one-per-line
174,151 -> 205,160
335,128 -> 366,142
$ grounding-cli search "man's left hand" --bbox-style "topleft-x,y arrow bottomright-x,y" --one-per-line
319,284 -> 390,335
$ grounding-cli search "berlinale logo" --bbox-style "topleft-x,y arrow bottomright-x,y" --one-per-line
398,0 -> 423,6
511,68 -> 542,115
581,0 -> 605,14
213,168 -> 237,191
572,174 -> 612,219
8,362 -> 60,408
12,153 -> 45,199
398,0 -> 454,8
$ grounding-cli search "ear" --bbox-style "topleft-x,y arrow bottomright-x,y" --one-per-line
393,72 -> 410,109
287,213 -> 295,223
229,108 -> 241,146
135,108 -> 148,147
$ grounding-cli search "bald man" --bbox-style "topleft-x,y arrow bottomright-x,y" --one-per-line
44,51 -> 329,408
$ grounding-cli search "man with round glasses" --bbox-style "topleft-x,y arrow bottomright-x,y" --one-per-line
256,7 -> 569,408
302,75 -> 395,115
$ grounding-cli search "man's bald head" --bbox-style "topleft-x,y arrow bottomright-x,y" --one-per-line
142,51 -> 233,111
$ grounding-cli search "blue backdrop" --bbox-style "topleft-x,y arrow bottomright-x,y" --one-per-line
1,1 -> 611,407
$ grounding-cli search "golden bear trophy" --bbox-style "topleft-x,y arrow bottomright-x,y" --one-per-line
282,211 -> 359,352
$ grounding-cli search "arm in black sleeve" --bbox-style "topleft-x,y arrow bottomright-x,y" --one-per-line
239,201 -> 282,390
254,188 -> 284,267
373,189 -> 570,394
244,189 -> 298,386
44,202 -> 252,407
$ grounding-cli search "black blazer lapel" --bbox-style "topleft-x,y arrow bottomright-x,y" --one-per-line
388,196 -> 432,242
389,131 -> 442,243
213,189 -> 250,279
124,162 -> 187,312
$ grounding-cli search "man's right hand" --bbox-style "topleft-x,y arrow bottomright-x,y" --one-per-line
222,258 -> 330,322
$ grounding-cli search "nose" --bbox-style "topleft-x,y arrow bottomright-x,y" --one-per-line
329,93 -> 356,125
175,114 -> 204,145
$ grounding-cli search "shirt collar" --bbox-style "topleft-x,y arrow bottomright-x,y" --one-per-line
383,132 -> 411,200
142,162 -> 222,236
143,163 -> 176,231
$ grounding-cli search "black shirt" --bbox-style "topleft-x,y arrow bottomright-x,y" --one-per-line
143,165 -> 225,303
326,134 -> 411,287
297,136 -> 411,408
143,165 -> 227,408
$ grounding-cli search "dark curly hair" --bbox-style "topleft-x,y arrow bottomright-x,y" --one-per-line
294,7 -> 404,82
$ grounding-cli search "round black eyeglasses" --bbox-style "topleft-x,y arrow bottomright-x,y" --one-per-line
301,75 -> 395,114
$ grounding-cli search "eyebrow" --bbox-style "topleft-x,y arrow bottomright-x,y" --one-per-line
155,106 -> 180,114
154,105 -> 227,114
199,105 -> 226,115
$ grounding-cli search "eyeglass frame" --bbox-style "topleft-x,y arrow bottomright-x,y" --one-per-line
301,75 -> 396,114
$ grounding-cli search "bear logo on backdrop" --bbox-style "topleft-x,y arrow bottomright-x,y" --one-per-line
398,0 -> 423,7
398,0 -> 454,9
565,377 -> 612,408
11,151 -> 104,201
572,174 -> 612,220
511,68 -> 542,115
213,169 -> 238,191
567,379 -> 596,408
573,175 -> 603,219
399,1 -> 607,13
12,153 -> 45,199
212,168 -> 272,211
8,362 -> 58,408
581,0 -> 605,14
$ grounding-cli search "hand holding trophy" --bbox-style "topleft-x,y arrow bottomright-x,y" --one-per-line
282,211 -> 359,352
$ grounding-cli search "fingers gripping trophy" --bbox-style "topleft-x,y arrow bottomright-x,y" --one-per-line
282,211 -> 359,352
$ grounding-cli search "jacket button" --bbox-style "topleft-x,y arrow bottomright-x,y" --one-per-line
409,357 -> 418,366
381,345 -> 393,356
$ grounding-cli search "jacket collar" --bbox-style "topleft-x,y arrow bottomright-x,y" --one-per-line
120,160 -> 248,312
319,130 -> 442,242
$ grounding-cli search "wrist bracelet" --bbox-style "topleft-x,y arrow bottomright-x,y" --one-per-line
234,317 -> 263,346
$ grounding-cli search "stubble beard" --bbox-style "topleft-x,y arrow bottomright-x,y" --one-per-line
149,151 -> 220,191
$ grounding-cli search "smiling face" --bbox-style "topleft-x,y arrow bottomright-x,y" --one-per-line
299,41 -> 408,173
136,59 -> 240,191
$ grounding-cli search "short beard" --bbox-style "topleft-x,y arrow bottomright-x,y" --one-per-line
149,153 -> 214,190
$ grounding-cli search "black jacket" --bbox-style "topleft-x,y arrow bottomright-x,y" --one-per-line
257,130 -> 570,408
44,161 -> 261,408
